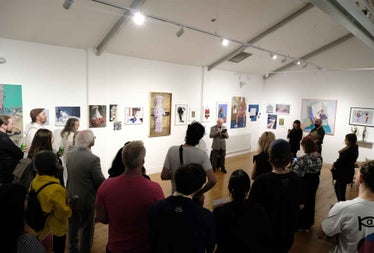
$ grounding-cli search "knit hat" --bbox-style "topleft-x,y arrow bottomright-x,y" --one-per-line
270,139 -> 291,159
30,108 -> 44,122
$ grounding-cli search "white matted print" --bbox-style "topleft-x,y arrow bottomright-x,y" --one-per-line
125,107 -> 144,125
175,104 -> 188,125
189,107 -> 198,122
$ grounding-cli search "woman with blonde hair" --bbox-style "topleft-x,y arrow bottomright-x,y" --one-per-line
251,131 -> 275,180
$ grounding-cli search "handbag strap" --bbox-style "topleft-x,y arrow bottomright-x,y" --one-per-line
179,145 -> 184,165
35,182 -> 59,195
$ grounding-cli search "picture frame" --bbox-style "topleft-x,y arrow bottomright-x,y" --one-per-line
301,99 -> 337,135
149,92 -> 172,137
216,102 -> 228,123
349,107 -> 374,127
267,114 -> 277,129
231,96 -> 246,128
89,105 -> 107,128
248,104 -> 259,122
175,104 -> 188,125
189,107 -> 198,122
55,106 -> 81,126
125,107 -> 144,125
275,104 -> 290,114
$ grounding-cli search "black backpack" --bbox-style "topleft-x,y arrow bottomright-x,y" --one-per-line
25,182 -> 58,232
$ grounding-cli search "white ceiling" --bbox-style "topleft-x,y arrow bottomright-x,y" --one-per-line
1,0 -> 374,76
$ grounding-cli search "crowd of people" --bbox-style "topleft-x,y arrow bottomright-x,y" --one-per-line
0,109 -> 371,253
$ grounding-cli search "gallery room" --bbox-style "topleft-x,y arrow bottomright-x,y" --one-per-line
1,0 -> 374,252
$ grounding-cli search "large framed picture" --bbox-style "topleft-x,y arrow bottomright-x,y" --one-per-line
301,99 -> 337,135
349,107 -> 374,127
150,92 -> 172,137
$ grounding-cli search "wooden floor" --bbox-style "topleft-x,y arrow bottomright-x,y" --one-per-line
81,153 -> 358,253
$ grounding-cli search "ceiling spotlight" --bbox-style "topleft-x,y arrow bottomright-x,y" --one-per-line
176,27 -> 184,38
296,60 -> 301,65
302,62 -> 308,68
270,53 -> 277,60
264,73 -> 269,78
63,0 -> 74,10
221,38 -> 229,46
281,57 -> 287,63
133,12 -> 145,25
0,57 -> 6,64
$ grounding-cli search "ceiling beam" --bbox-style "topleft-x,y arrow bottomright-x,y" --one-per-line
95,0 -> 146,56
263,33 -> 354,79
207,3 -> 314,71
310,0 -> 374,50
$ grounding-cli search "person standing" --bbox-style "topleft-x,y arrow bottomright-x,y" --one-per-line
308,118 -> 325,154
0,115 -> 23,184
66,130 -> 105,253
251,131 -> 275,180
24,108 -> 47,150
291,137 -> 322,232
161,122 -> 216,201
331,133 -> 359,202
318,160 -> 374,253
96,141 -> 164,253
249,139 -> 302,253
209,118 -> 229,173
287,120 -> 303,158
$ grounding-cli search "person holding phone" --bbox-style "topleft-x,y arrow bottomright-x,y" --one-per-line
210,118 -> 229,173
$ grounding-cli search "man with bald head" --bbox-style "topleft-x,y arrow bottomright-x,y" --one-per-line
308,118 -> 325,154
210,118 -> 229,173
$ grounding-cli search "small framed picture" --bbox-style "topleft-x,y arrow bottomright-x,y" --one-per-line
175,104 -> 188,125
349,107 -> 374,127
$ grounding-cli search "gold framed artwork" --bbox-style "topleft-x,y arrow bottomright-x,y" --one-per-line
149,92 -> 172,137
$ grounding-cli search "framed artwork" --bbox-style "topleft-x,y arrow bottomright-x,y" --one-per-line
202,105 -> 210,122
276,104 -> 290,114
189,107 -> 198,122
266,104 -> 274,113
109,104 -> 118,122
301,99 -> 337,135
267,114 -> 277,129
55,106 -> 80,126
349,107 -> 374,127
278,117 -> 285,127
150,92 -> 172,137
0,84 -> 23,145
231,96 -> 246,128
248,104 -> 259,122
113,121 -> 122,130
216,102 -> 228,123
125,107 -> 144,125
175,104 -> 188,125
89,105 -> 107,128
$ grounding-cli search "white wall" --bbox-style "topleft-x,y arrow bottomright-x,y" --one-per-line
1,37 -> 373,177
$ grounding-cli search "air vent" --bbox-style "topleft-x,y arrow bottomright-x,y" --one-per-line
228,52 -> 252,63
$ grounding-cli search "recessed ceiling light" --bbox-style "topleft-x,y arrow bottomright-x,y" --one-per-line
133,12 -> 145,25
221,38 -> 229,46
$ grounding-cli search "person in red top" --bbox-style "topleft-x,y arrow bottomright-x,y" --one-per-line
96,141 -> 164,253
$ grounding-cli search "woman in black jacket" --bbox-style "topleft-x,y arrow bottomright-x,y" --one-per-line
287,120 -> 303,158
331,133 -> 359,201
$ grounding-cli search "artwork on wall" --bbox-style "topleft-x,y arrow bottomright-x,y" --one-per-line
113,121 -> 122,130
278,118 -> 285,127
189,107 -> 198,122
150,92 -> 171,137
301,99 -> 337,135
89,105 -> 107,128
231,96 -> 246,128
276,104 -> 290,114
125,107 -> 144,125
349,107 -> 374,127
202,105 -> 210,122
55,106 -> 80,126
248,104 -> 259,122
267,114 -> 277,129
0,84 -> 23,144
266,104 -> 274,113
175,104 -> 188,125
109,104 -> 118,122
216,103 -> 228,123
